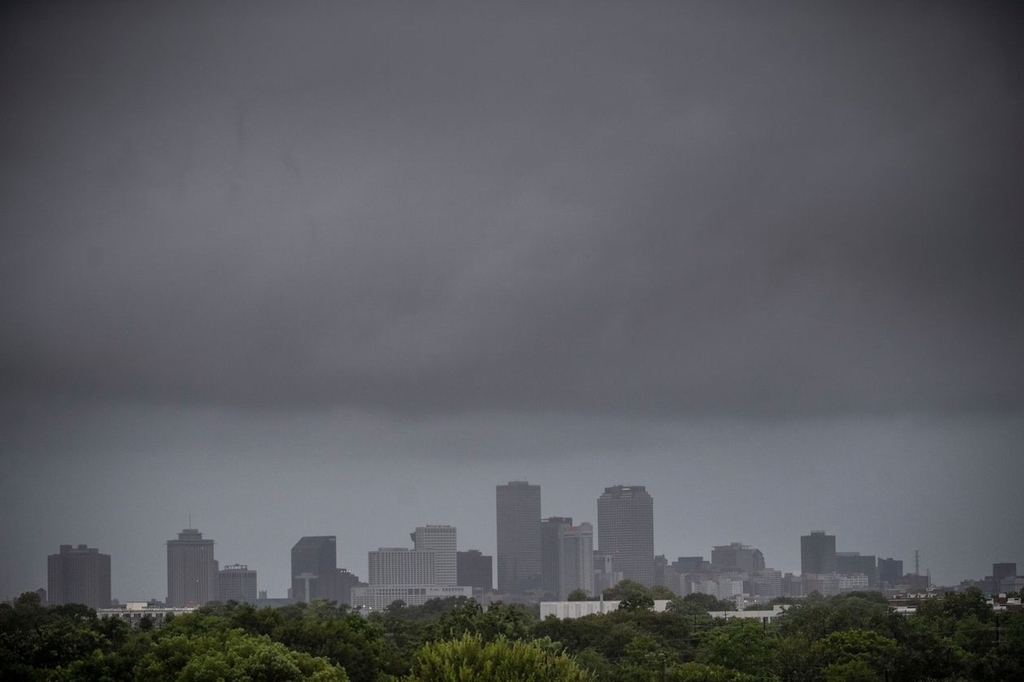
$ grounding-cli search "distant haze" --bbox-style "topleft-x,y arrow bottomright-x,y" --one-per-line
1,2 -> 1022,601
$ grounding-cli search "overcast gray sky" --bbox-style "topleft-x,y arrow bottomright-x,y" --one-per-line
2,1 -> 1022,601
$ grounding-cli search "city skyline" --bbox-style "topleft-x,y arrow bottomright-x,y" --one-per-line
15,491 -> 1022,604
2,2 -> 1022,605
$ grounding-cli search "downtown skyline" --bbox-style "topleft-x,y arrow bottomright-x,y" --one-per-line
12,474 -> 1020,604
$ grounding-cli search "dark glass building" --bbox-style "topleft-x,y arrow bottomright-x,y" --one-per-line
291,536 -> 337,602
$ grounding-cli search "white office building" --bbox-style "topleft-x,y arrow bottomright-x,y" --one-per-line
369,548 -> 435,585
411,525 -> 457,587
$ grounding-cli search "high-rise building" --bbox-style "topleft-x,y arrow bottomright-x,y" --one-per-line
597,485 -> 654,587
800,531 -> 836,576
993,563 -> 1018,582
322,568 -> 362,605
496,481 -> 541,592
673,556 -> 707,575
218,564 -> 258,603
541,517 -> 573,597
711,543 -> 766,573
558,522 -> 594,600
411,525 -> 457,586
369,548 -> 436,585
47,544 -> 111,608
836,552 -> 877,586
878,558 -> 903,588
291,536 -> 337,602
457,550 -> 493,591
167,528 -> 217,607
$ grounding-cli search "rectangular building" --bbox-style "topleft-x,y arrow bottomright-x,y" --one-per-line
558,522 -> 594,600
411,525 -> 457,586
48,544 -> 111,609
369,548 -> 435,585
291,536 -> 337,603
496,481 -> 542,592
457,550 -> 493,591
218,564 -> 257,603
350,585 -> 472,610
597,485 -> 654,587
167,529 -> 217,608
800,531 -> 836,576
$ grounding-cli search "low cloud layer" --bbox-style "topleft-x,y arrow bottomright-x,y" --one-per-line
3,2 -> 1023,418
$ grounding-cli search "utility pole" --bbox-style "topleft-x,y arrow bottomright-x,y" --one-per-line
914,550 -> 920,576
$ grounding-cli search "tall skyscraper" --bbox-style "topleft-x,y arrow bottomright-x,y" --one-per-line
558,523 -> 594,599
597,485 -> 654,587
167,528 -> 217,607
800,531 -> 837,575
411,525 -> 457,586
291,536 -> 337,602
218,564 -> 258,603
47,544 -> 111,608
457,550 -> 493,591
496,481 -> 541,592
541,517 -> 573,597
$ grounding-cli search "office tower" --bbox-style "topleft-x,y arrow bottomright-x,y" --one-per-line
878,557 -> 903,588
800,531 -> 837,576
674,556 -> 707,574
218,564 -> 258,603
558,522 -> 594,599
496,481 -> 541,592
457,550 -> 493,590
369,548 -> 436,585
711,543 -> 766,573
993,563 -> 1017,581
836,552 -> 877,586
541,517 -> 573,596
322,568 -> 362,605
411,525 -> 457,586
47,544 -> 111,608
597,485 -> 655,587
291,536 -> 337,602
167,528 -> 217,607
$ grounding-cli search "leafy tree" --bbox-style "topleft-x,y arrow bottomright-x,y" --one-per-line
604,580 -> 651,600
405,633 -> 592,682
668,593 -> 735,615
567,589 -> 593,602
137,627 -> 348,681
620,592 -> 656,613
667,662 -> 758,682
696,619 -> 779,679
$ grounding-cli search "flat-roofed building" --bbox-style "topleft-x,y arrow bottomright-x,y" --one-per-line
457,550 -> 493,591
369,548 -> 435,585
558,522 -> 594,599
218,564 -> 257,603
597,485 -> 654,587
496,481 -> 542,592
411,525 -> 457,586
48,544 -> 111,608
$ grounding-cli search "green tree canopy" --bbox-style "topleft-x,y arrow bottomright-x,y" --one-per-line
405,633 -> 592,682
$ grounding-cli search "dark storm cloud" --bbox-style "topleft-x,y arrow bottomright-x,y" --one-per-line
2,2 -> 1022,417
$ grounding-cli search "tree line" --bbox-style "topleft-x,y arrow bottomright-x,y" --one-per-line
1,584 -> 1021,681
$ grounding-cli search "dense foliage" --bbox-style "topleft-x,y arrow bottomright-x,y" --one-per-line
1,587 -> 1021,681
